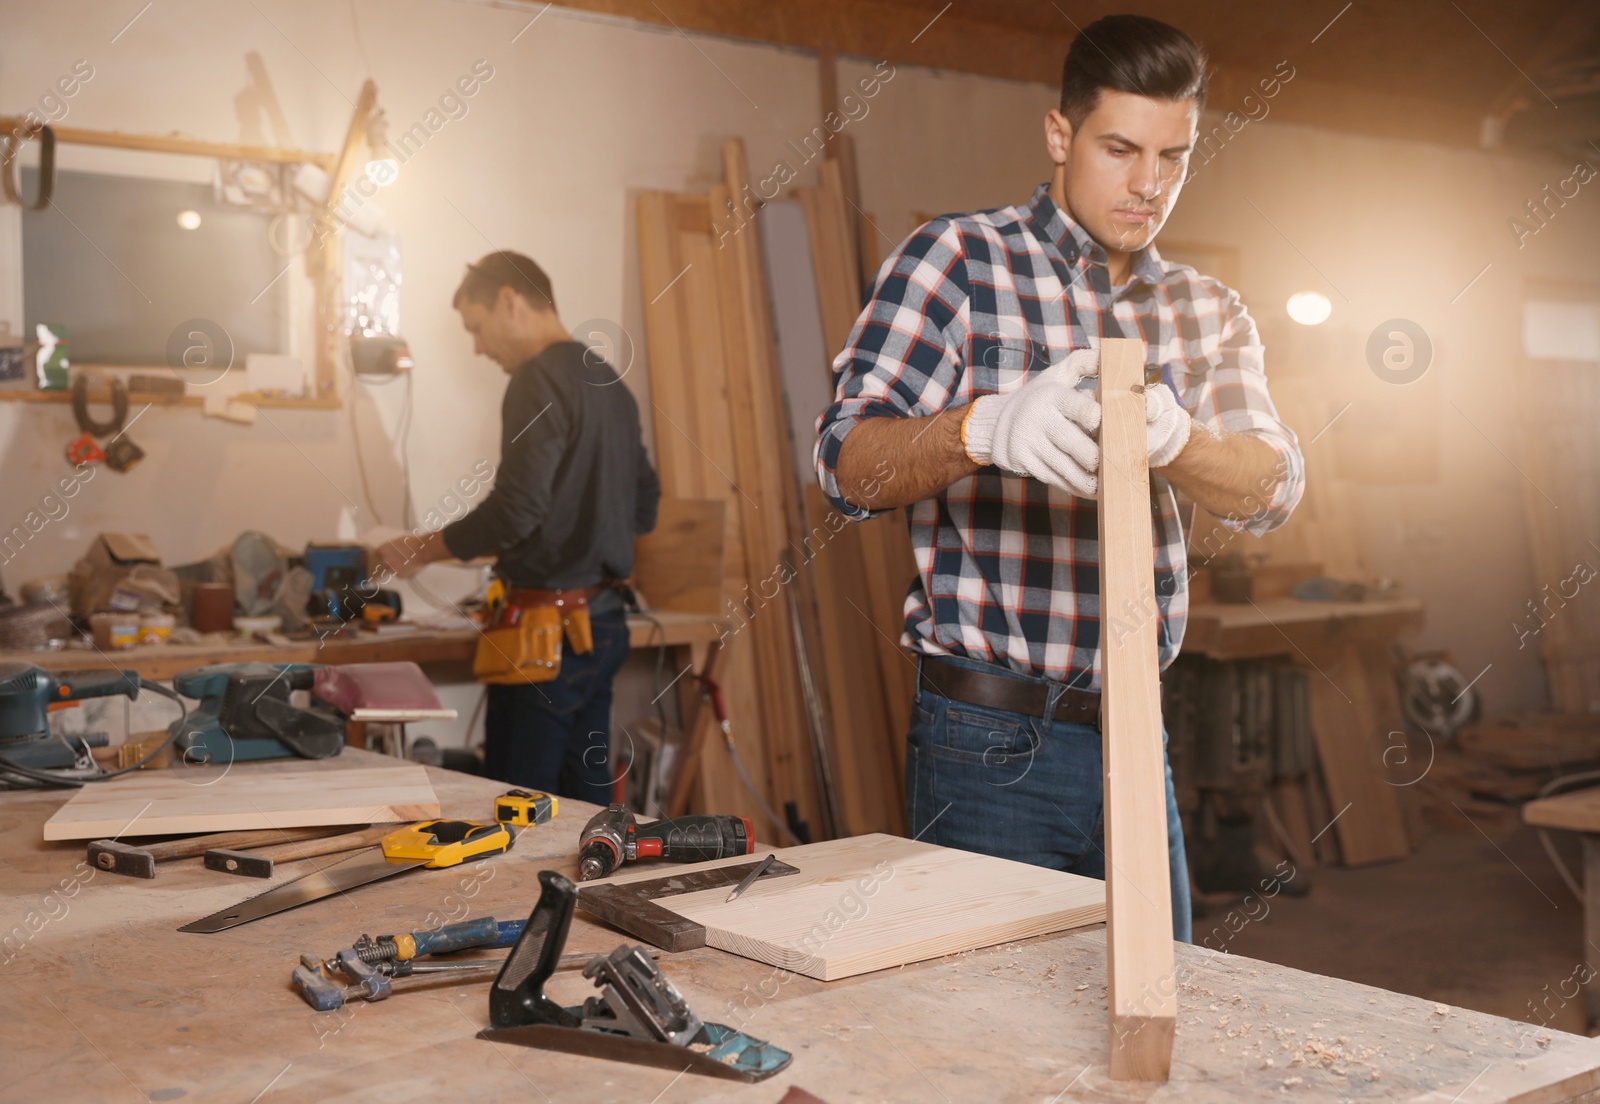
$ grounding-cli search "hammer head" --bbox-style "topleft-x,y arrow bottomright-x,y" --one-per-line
86,839 -> 155,879
204,848 -> 274,878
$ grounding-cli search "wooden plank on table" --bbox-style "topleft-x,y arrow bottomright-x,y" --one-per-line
1096,336 -> 1177,1081
588,833 -> 1104,980
1307,643 -> 1410,865
42,766 -> 437,840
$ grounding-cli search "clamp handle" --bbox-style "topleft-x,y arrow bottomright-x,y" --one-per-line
487,869 -> 581,1030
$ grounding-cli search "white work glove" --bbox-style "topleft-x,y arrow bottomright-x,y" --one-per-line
1145,380 -> 1193,469
962,347 -> 1101,497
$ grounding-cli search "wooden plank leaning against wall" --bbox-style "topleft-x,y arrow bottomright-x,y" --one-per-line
795,147 -> 915,837
638,142 -> 828,841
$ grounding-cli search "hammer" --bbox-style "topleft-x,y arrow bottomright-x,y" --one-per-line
87,825 -> 355,879
205,824 -> 395,878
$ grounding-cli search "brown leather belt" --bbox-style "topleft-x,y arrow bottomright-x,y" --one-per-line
506,583 -> 609,608
919,655 -> 1102,727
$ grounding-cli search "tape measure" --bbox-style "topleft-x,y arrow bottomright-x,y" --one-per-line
380,819 -> 515,868
494,789 -> 557,828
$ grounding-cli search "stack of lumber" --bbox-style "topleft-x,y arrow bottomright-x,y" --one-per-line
1515,348 -> 1600,712
638,137 -> 917,839
1407,713 -> 1600,830
793,145 -> 916,836
638,140 -> 829,839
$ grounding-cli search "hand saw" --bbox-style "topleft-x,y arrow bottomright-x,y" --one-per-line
178,819 -> 515,934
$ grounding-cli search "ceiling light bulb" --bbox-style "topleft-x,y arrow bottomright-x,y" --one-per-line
365,158 -> 399,187
176,209 -> 202,230
1287,291 -> 1331,326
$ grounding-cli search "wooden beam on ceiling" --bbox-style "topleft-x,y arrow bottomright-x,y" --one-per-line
536,0 -> 1488,147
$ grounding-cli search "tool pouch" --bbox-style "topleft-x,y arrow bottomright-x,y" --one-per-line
474,605 -> 563,684
561,599 -> 594,656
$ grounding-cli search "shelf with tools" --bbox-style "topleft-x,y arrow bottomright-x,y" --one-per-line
0,388 -> 341,410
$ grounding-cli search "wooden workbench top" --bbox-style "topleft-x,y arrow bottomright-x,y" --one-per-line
3,750 -> 1591,1102
1184,596 -> 1425,661
0,610 -> 724,681
1525,786 -> 1600,833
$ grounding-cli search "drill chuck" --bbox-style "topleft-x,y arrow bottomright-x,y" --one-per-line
577,839 -> 620,881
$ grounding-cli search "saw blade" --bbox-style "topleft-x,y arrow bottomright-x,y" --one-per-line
178,849 -> 428,933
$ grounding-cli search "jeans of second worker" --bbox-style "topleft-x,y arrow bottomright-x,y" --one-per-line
904,655 -> 1193,943
482,609 -> 631,805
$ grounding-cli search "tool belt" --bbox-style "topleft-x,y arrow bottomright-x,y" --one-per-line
918,655 -> 1102,728
473,582 -> 611,685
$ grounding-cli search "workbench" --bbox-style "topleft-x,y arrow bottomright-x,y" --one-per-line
5,750 -> 1595,1102
1183,597 -> 1427,867
0,610 -> 724,682
1525,787 -> 1600,1036
1184,597 -> 1426,662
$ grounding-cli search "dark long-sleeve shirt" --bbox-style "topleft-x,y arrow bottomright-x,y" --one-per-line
442,340 -> 660,591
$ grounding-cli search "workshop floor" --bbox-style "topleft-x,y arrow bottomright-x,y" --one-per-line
1220,817 -> 1588,1037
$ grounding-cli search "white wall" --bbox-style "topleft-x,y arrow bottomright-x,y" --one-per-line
2,0 -> 1595,740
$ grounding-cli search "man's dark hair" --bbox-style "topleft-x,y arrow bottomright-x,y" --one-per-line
1059,15 -> 1208,130
452,251 -> 556,311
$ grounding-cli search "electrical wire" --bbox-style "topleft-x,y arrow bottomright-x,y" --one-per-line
1535,769 -> 1600,901
346,349 -> 389,526
0,680 -> 190,789
632,609 -> 674,814
725,735 -> 802,847
399,369 -> 415,530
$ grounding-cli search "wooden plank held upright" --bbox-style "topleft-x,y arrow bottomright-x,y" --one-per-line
1096,337 -> 1176,1081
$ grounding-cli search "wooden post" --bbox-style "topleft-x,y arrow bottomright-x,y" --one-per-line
305,79 -> 377,400
1097,337 -> 1177,1080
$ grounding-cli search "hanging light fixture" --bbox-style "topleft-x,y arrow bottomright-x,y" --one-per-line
1286,290 -> 1332,326
364,108 -> 398,187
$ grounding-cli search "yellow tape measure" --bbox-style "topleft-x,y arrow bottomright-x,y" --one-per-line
380,819 -> 515,868
494,789 -> 557,828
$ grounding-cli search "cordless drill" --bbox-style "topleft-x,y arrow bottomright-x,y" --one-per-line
575,804 -> 754,881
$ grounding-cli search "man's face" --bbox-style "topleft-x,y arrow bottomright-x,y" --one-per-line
1050,90 -> 1197,263
457,288 -> 519,371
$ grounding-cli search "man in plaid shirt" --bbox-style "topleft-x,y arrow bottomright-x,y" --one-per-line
814,14 -> 1305,943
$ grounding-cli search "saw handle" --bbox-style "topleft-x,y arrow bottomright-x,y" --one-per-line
52,669 -> 141,703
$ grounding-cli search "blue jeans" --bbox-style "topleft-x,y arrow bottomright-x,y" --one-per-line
483,610 -> 630,805
905,654 -> 1192,943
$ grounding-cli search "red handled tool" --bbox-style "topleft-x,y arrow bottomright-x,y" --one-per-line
575,804 -> 753,881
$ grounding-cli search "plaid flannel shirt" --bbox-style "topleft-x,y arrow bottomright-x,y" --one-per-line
814,183 -> 1305,689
